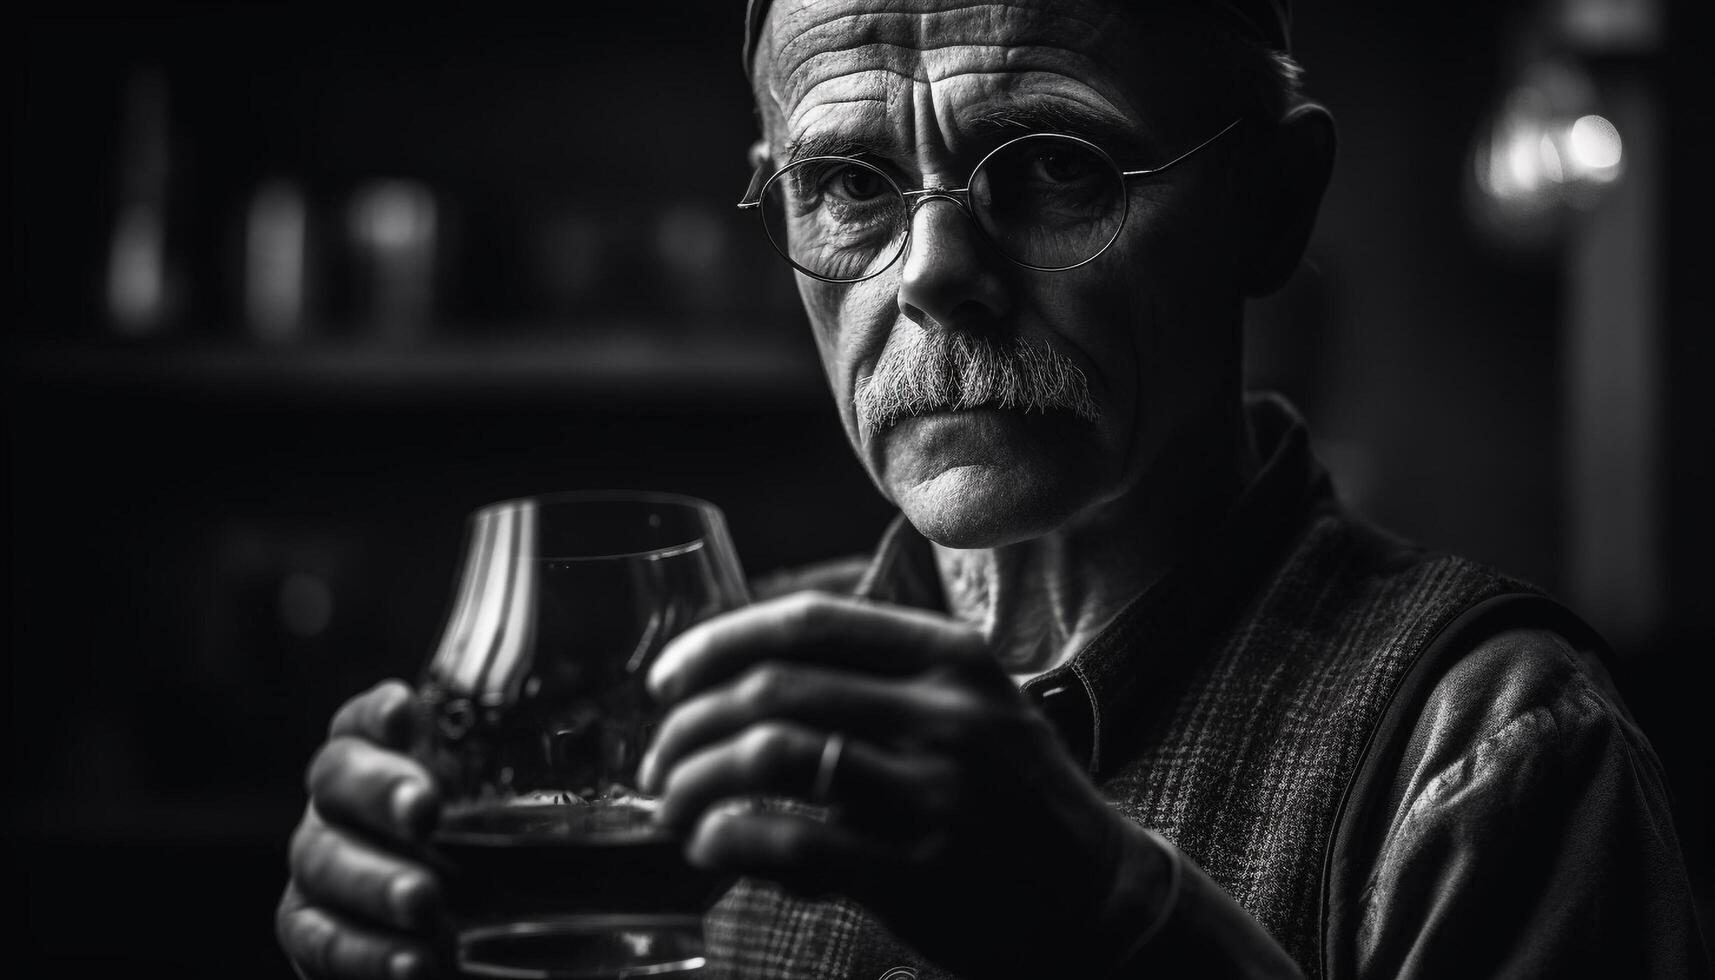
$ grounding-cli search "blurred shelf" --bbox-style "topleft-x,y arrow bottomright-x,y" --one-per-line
6,327 -> 827,404
6,791 -> 302,845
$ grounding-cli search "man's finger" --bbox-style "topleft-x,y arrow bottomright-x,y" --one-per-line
639,663 -> 969,793
308,737 -> 440,845
329,680 -> 423,750
686,805 -> 898,904
648,592 -> 985,703
276,882 -> 443,980
654,721 -> 943,836
290,806 -> 444,934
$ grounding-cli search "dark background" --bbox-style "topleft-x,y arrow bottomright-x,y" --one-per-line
6,1 -> 1709,975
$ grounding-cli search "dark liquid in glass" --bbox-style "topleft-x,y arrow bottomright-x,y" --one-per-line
432,801 -> 728,978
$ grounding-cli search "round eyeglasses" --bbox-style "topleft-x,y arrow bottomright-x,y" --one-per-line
737,118 -> 1243,284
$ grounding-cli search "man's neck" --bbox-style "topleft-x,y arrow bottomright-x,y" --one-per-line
932,402 -> 1260,681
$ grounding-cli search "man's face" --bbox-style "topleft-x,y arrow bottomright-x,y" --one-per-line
754,0 -> 1250,548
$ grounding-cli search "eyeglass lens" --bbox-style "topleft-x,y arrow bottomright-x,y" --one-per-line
759,135 -> 1127,282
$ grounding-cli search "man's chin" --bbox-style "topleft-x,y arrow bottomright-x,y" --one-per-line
890,461 -> 1088,549
872,408 -> 1105,547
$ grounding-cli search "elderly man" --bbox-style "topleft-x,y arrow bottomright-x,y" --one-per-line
278,1 -> 1708,977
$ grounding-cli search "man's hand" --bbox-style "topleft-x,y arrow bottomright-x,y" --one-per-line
277,680 -> 448,979
637,591 -> 1158,977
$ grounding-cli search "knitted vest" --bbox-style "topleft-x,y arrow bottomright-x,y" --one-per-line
703,511 -> 1537,979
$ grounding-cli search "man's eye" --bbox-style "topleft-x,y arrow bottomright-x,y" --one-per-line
828,165 -> 889,202
1031,150 -> 1099,184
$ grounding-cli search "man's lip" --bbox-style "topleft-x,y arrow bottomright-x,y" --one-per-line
886,404 -> 1049,437
865,404 -> 1002,433
915,405 -> 999,418
900,404 -> 1063,424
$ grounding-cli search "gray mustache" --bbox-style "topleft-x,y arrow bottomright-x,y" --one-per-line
854,331 -> 1100,436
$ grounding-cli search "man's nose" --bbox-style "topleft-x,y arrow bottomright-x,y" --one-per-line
896,197 -> 1011,328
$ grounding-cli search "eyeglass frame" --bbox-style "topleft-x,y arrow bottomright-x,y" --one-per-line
736,116 -> 1245,284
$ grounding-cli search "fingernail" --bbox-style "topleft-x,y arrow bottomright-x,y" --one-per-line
684,808 -> 731,870
647,638 -> 687,699
637,751 -> 657,794
380,684 -> 413,740
392,781 -> 426,837
390,875 -> 424,927
389,950 -> 427,980
645,663 -> 670,700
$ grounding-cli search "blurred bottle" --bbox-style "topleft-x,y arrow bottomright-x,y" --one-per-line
530,205 -> 608,321
106,66 -> 183,336
244,179 -> 311,344
654,201 -> 731,323
347,179 -> 439,344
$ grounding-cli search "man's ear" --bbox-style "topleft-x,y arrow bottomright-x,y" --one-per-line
1242,102 -> 1336,297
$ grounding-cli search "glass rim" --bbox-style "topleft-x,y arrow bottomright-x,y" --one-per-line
466,489 -> 731,562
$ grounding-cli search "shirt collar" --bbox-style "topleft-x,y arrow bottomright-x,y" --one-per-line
852,393 -> 1333,776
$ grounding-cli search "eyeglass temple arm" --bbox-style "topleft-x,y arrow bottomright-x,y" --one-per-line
738,140 -> 772,208
1120,117 -> 1245,179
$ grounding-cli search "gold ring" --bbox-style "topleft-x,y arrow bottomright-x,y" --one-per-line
811,732 -> 845,806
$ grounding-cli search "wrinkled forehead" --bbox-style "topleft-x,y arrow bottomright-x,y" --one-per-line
752,0 -> 1159,154
745,0 -> 1292,73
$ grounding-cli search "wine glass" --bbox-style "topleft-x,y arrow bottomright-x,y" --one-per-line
418,491 -> 750,979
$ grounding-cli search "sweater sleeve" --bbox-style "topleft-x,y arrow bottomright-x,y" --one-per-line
1338,627 -> 1709,979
